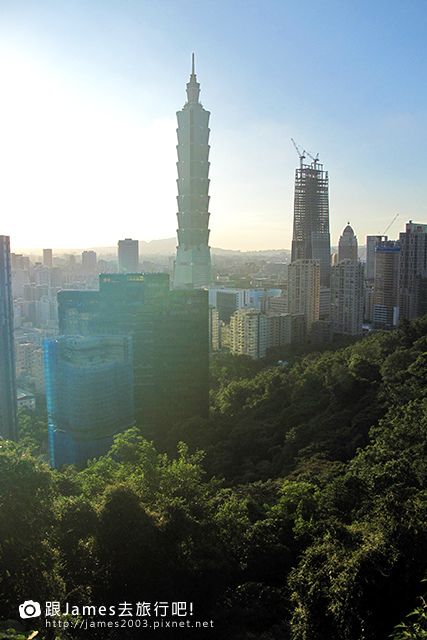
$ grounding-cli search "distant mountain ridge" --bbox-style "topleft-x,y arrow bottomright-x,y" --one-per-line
16,239 -> 289,258
15,239 -> 367,260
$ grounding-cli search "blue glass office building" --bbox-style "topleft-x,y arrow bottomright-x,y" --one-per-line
44,335 -> 134,468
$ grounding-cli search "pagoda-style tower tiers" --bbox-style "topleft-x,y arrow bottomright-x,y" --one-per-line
173,54 -> 213,288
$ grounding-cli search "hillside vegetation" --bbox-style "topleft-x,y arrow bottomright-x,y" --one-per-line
2,317 -> 427,638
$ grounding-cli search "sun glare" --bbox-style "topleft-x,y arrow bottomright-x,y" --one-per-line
0,48 -> 177,248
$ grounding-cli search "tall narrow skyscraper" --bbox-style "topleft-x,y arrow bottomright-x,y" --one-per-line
174,55 -> 213,289
82,250 -> 97,275
373,241 -> 401,328
118,238 -> 139,273
331,260 -> 364,336
338,224 -> 358,262
366,235 -> 387,283
287,259 -> 320,334
291,151 -> 331,287
43,248 -> 53,268
398,221 -> 427,320
0,236 -> 18,440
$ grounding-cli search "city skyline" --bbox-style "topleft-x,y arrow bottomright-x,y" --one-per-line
1,1 -> 427,250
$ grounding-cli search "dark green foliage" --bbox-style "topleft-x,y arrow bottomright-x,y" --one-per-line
0,441 -> 63,624
2,316 -> 427,638
288,398 -> 427,640
0,619 -> 37,639
53,493 -> 97,604
209,352 -> 264,390
17,403 -> 48,455
391,590 -> 427,639
94,484 -> 159,603
178,316 -> 427,485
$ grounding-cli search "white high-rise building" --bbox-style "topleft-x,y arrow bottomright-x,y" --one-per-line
331,260 -> 364,336
174,55 -> 213,289
287,259 -> 320,333
209,305 -> 220,352
12,268 -> 30,297
82,250 -> 97,275
43,248 -> 53,269
230,308 -> 266,360
33,264 -> 51,286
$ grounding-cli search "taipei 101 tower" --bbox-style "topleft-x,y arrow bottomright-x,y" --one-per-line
173,55 -> 213,288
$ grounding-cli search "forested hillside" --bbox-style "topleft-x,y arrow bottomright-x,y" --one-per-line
2,317 -> 427,639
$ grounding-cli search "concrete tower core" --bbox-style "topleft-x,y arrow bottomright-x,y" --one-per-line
291,154 -> 331,288
173,54 -> 213,289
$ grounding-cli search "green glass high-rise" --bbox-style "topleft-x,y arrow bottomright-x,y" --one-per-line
173,55 -> 213,289
58,273 -> 209,432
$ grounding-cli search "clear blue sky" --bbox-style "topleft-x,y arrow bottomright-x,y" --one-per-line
0,0 -> 426,251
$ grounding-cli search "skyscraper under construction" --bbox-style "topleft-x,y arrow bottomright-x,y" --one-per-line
291,144 -> 331,287
173,55 -> 213,289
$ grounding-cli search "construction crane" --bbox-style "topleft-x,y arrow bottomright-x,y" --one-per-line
380,212 -> 399,237
305,149 -> 320,166
291,138 -> 319,167
291,138 -> 305,167
359,213 -> 400,262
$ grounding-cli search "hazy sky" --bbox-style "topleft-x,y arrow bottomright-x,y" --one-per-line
0,1 -> 426,252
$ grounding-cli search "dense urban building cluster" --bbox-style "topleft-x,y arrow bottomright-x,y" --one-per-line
1,58 -> 427,473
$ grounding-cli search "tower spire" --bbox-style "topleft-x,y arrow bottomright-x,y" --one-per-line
174,58 -> 212,288
186,53 -> 200,105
